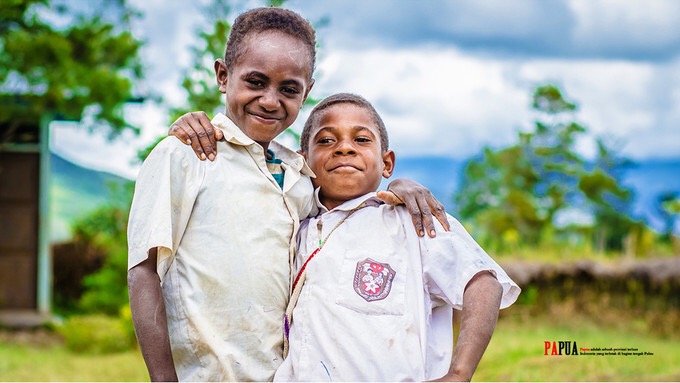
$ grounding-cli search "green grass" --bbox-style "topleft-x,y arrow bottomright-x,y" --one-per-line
1,313 -> 678,381
475,311 -> 680,381
0,338 -> 148,381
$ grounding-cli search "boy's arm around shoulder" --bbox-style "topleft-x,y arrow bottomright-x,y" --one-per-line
380,178 -> 451,238
168,111 -> 223,161
128,248 -> 178,382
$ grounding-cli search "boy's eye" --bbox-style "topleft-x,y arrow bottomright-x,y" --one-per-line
355,136 -> 372,143
317,137 -> 334,144
281,87 -> 300,95
247,79 -> 264,87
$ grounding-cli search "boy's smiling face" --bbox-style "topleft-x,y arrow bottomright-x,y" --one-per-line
304,103 -> 395,210
215,30 -> 314,150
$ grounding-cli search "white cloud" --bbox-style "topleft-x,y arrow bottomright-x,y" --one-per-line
50,103 -> 168,179
517,57 -> 680,158
570,0 -> 680,54
131,0 -> 202,106
312,44 -> 680,160
312,47 -> 530,157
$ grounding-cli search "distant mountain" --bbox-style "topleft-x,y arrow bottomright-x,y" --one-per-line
50,153 -> 130,242
622,159 -> 680,230
383,156 -> 680,232
380,155 -> 464,210
51,154 -> 679,242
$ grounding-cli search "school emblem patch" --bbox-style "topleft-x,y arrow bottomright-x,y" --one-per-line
353,258 -> 396,302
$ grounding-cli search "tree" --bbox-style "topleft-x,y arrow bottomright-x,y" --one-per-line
579,139 -> 636,251
0,0 -> 144,138
655,191 -> 680,241
167,0 -> 232,122
72,182 -> 133,314
455,84 -> 637,252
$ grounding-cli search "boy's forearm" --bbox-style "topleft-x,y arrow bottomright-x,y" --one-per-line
128,249 -> 178,382
439,271 -> 502,382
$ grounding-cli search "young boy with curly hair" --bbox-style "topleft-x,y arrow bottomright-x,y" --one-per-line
274,93 -> 521,382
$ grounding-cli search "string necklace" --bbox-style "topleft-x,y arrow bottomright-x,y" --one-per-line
283,202 -> 368,356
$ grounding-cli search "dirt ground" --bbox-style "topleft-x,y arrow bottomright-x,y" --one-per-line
0,328 -> 63,347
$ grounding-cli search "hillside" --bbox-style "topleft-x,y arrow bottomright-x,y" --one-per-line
385,156 -> 680,232
50,153 -> 130,242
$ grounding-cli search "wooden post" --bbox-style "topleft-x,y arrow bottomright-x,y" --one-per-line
37,114 -> 52,315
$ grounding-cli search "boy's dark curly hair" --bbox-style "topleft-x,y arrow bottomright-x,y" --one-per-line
225,7 -> 316,79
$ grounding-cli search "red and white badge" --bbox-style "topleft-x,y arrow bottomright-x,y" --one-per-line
353,258 -> 396,302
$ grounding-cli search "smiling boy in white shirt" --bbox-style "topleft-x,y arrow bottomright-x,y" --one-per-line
275,93 -> 521,382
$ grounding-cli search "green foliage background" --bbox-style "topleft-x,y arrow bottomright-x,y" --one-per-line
455,84 -> 656,254
1,0 -> 143,136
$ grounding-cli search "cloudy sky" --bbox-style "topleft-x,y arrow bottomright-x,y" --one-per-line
51,0 -> 680,179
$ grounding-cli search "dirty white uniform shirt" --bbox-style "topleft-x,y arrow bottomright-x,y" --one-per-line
127,113 -> 315,382
274,192 -> 520,382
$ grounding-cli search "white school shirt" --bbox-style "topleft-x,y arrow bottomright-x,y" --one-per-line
274,191 -> 520,382
127,113 -> 315,382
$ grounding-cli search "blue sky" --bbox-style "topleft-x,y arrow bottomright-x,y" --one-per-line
51,0 -> 680,179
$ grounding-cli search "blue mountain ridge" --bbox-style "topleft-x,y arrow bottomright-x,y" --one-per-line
50,152 -> 130,241
382,156 -> 680,232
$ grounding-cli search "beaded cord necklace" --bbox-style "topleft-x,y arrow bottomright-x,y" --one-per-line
283,202 -> 368,357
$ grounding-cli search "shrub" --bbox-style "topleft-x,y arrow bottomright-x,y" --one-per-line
58,314 -> 135,354
70,181 -> 134,315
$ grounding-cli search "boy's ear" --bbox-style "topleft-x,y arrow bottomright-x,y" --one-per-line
297,149 -> 307,160
382,150 -> 395,179
214,59 -> 229,94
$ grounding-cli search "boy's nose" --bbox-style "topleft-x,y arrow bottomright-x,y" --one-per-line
334,140 -> 356,155
258,88 -> 279,110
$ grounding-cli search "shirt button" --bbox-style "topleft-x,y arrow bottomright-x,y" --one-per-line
253,147 -> 261,154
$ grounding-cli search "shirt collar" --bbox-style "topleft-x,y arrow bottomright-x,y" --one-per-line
313,188 -> 384,215
212,113 -> 315,177
212,113 -> 253,146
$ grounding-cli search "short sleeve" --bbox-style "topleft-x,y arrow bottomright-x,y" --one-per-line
419,214 -> 520,310
126,137 -> 204,281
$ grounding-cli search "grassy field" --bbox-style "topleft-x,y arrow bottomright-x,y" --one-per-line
0,338 -> 147,381
1,313 -> 678,381
475,311 -> 680,381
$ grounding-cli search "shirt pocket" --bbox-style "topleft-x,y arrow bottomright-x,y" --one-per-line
335,250 -> 405,316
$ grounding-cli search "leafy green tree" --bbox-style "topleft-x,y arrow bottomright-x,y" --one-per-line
0,0 -> 144,137
1,0 -> 143,315
655,192 -> 680,241
455,84 -> 637,252
167,0 -> 232,122
579,139 -> 636,250
456,85 -> 586,248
